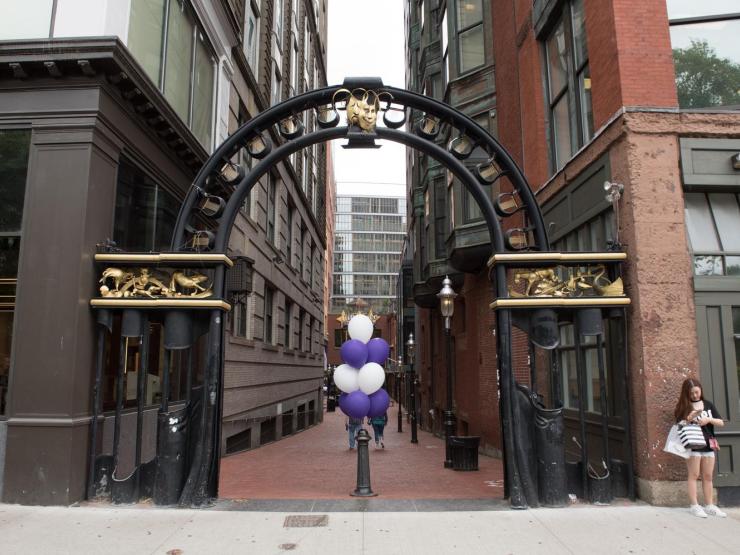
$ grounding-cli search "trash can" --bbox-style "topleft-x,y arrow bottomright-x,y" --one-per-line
449,436 -> 480,471
327,394 -> 336,412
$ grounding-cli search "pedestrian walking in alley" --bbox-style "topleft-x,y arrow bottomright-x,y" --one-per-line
346,416 -> 363,449
674,378 -> 726,518
370,412 -> 388,449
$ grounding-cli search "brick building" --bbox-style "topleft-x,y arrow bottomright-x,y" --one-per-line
403,0 -> 740,505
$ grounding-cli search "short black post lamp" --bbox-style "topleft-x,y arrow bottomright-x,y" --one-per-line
396,356 -> 403,433
437,276 -> 458,468
406,333 -> 418,444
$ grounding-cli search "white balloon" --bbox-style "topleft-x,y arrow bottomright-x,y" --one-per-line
347,314 -> 374,343
357,362 -> 385,395
333,364 -> 359,393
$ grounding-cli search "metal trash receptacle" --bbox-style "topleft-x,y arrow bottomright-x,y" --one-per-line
449,436 -> 480,471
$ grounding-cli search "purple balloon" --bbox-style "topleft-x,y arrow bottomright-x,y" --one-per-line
367,388 -> 390,418
338,393 -> 349,413
340,339 -> 368,369
366,337 -> 390,365
340,390 -> 371,419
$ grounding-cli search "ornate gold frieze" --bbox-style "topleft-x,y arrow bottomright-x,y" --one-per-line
508,264 -> 624,299
98,267 -> 213,299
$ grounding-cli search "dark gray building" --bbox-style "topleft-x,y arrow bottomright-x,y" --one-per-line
0,0 -> 328,505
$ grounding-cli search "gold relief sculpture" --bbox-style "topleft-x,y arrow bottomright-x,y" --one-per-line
332,88 -> 393,133
99,267 -> 213,299
508,264 -> 624,299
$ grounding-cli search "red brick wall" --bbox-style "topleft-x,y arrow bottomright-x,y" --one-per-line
586,0 -> 678,129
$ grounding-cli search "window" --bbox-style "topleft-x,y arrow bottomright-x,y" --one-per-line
271,66 -> 282,105
0,130 -> 30,415
543,0 -> 593,171
128,0 -> 215,148
284,298 -> 293,348
667,2 -> 740,109
114,158 -> 180,252
455,0 -> 484,74
441,8 -> 450,85
307,242 -> 314,287
267,173 -> 277,244
290,35 -> 299,97
233,300 -> 248,337
299,226 -> 306,277
103,319 -> 206,410
434,177 -> 448,258
298,308 -> 306,351
274,0 -> 284,50
244,0 -> 260,77
684,192 -> 740,276
286,203 -> 294,266
237,106 -> 254,218
264,286 -> 274,344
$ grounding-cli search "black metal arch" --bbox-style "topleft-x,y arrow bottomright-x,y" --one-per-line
172,78 -> 551,508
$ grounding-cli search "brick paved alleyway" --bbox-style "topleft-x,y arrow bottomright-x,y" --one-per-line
219,402 -> 504,500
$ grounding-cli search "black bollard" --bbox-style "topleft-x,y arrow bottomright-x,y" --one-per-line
350,429 -> 377,497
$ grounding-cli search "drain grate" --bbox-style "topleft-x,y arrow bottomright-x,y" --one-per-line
283,514 -> 329,528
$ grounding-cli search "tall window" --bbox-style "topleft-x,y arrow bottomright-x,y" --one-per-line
233,300 -> 248,337
128,0 -> 215,148
114,158 -> 180,251
284,298 -> 293,348
543,0 -> 593,171
298,308 -> 306,351
0,130 -> 30,415
238,105 -> 253,218
264,286 -> 274,344
271,66 -> 282,105
244,0 -> 261,78
307,242 -> 314,287
455,0 -> 484,74
286,203 -> 294,266
267,173 -> 277,244
551,210 -> 620,416
667,2 -> 740,109
684,192 -> 740,276
274,0 -> 284,50
441,8 -> 449,85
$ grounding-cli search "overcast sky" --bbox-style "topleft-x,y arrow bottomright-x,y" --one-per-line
326,0 -> 407,197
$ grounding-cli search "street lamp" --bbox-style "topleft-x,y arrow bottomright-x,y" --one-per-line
437,276 -> 458,468
396,356 -> 403,433
406,333 -> 418,444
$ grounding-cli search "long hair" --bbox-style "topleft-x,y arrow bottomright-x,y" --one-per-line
674,378 -> 703,422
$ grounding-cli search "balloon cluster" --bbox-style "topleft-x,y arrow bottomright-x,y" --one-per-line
334,314 -> 390,419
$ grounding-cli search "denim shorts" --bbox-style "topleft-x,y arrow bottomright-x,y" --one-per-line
689,451 -> 715,458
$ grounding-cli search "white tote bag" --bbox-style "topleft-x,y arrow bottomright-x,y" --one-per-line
664,424 -> 690,459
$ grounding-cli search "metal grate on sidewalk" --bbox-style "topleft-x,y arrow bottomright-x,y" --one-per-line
283,515 -> 329,527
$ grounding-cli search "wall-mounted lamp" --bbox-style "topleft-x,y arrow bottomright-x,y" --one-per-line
732,153 -> 740,170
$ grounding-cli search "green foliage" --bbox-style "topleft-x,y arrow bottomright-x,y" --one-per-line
673,40 -> 740,109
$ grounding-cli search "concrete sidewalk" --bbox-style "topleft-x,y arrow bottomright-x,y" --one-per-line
1,503 -> 738,554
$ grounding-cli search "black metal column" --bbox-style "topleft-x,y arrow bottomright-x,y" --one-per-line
409,365 -> 418,444
350,429 -> 377,497
396,366 -> 403,433
574,318 -> 589,501
443,327 -> 455,468
86,324 -> 108,499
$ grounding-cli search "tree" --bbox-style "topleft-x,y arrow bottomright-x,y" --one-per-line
673,40 -> 740,109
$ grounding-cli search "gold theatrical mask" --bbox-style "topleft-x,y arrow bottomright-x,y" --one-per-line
508,265 -> 624,298
333,88 -> 391,133
99,267 -> 213,299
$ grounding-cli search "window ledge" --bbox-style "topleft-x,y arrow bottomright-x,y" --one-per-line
229,336 -> 255,347
262,343 -> 279,352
